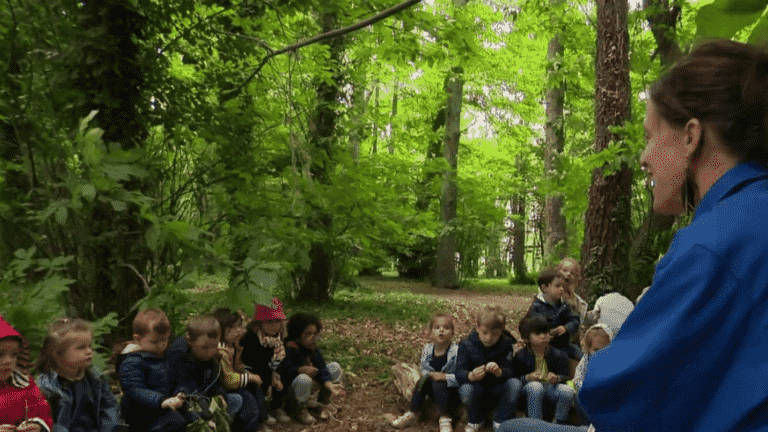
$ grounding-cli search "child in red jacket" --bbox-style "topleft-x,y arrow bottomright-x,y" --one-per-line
0,314 -> 53,432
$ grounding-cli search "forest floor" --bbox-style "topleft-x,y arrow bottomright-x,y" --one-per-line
259,276 -> 536,432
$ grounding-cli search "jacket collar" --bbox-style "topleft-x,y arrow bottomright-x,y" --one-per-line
694,161 -> 768,220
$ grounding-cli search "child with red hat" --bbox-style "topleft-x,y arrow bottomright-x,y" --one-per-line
240,298 -> 289,424
0,314 -> 53,431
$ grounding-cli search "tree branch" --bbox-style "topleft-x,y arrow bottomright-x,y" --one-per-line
220,0 -> 423,104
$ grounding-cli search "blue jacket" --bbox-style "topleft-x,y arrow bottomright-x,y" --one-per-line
279,341 -> 333,386
580,162 -> 768,432
36,369 -> 119,432
116,344 -> 174,422
166,336 -> 225,398
455,330 -> 515,386
512,346 -> 570,385
529,294 -> 580,349
419,343 -> 459,388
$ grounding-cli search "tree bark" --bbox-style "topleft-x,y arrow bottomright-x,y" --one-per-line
388,81 -> 398,154
296,8 -> 345,302
544,6 -> 567,263
511,192 -> 528,282
434,65 -> 463,289
580,0 -> 633,299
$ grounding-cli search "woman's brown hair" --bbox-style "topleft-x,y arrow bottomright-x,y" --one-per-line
651,39 -> 768,164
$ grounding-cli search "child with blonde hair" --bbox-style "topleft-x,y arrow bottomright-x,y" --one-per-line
556,258 -> 588,320
456,306 -> 522,432
391,312 -> 460,432
0,314 -> 53,432
115,309 -> 198,432
240,299 -> 288,424
36,318 -> 119,432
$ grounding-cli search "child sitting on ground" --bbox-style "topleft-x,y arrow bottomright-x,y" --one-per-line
0,314 -> 53,432
211,308 -> 268,428
166,315 -> 260,432
528,269 -> 582,366
556,258 -> 588,321
391,312 -> 460,432
456,305 -> 522,432
572,324 -> 613,426
115,309 -> 198,432
36,318 -> 120,432
279,313 -> 345,425
513,314 -> 574,424
240,299 -> 288,424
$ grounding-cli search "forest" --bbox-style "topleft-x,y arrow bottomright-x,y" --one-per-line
1,0 -> 766,359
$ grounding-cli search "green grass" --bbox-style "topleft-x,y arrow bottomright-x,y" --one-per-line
461,278 -> 538,296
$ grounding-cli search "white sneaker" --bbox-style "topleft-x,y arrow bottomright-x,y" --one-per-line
391,411 -> 418,429
464,423 -> 481,432
265,414 -> 276,425
439,416 -> 453,432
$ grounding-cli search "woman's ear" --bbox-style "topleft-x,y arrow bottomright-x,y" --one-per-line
683,118 -> 702,158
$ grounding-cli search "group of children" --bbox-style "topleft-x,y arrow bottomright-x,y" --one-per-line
392,258 -> 627,432
0,297 -> 343,432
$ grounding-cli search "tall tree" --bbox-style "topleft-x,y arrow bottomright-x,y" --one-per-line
580,0 -> 633,299
543,0 -> 567,262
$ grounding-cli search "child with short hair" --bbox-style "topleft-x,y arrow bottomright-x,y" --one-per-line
391,313 -> 460,432
36,318 -> 120,432
0,314 -> 53,432
166,315 -> 260,432
115,309 -> 198,432
211,308 -> 266,429
240,299 -> 288,424
279,313 -> 344,425
456,305 -> 522,432
529,269 -> 582,363
513,314 -> 574,424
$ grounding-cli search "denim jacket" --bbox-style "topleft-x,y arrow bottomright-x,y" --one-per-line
419,343 -> 459,388
36,368 -> 119,432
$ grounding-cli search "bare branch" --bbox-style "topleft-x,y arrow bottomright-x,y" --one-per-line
220,0 -> 423,104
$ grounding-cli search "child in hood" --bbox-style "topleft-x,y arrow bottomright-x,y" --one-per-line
0,314 -> 53,432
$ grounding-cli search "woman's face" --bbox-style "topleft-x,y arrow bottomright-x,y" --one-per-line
640,101 -> 692,215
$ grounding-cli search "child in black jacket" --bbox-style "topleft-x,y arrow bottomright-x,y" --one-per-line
528,269 -> 581,362
513,314 -> 574,424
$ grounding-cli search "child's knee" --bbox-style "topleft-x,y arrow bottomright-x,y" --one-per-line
326,362 -> 342,382
523,381 -> 544,394
458,383 -> 480,403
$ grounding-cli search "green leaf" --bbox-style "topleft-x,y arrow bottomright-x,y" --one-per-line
55,206 -> 68,225
696,0 -> 768,39
145,223 -> 161,250
81,183 -> 97,201
748,12 -> 768,44
82,128 -> 105,166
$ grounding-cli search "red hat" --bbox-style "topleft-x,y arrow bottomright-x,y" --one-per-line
253,298 -> 286,321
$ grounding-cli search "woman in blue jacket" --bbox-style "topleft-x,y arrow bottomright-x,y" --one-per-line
579,39 -> 768,432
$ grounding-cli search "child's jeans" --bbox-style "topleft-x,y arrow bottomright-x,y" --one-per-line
459,378 -> 522,424
289,362 -> 342,406
497,418 -> 590,432
522,381 -> 575,422
410,376 -> 460,417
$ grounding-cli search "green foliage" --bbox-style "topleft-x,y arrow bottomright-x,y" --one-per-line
696,0 -> 768,42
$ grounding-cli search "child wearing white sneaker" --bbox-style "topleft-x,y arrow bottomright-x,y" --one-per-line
391,313 -> 460,432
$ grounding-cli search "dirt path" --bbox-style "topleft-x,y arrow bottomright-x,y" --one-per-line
267,281 -> 532,432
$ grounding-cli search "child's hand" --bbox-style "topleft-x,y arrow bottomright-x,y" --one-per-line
248,372 -> 263,387
15,422 -> 42,432
161,393 -> 185,410
546,372 -> 559,384
324,381 -> 346,397
484,362 -> 502,377
272,373 -> 283,392
526,372 -> 541,382
430,371 -> 447,381
469,365 -> 486,381
550,326 -> 567,337
299,365 -> 319,378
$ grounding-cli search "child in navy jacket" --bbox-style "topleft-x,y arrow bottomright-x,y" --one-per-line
455,306 -> 522,432
513,314 -> 574,424
528,269 -> 581,362
115,309 -> 197,432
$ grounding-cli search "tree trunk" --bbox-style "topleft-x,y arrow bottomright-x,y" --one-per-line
297,8 -> 345,302
511,192 -> 528,282
626,0 -> 681,298
388,82 -> 398,154
434,66 -> 463,289
580,0 -> 632,300
544,8 -> 567,263
372,80 -> 379,155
